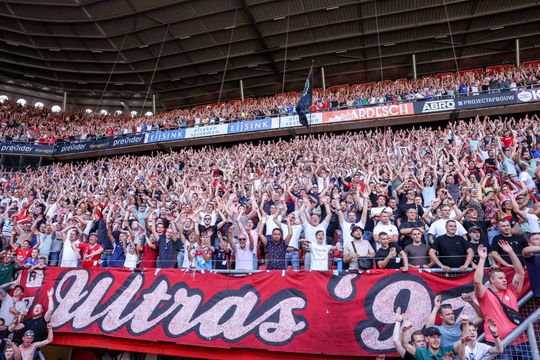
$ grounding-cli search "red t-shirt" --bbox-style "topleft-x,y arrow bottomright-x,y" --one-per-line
140,244 -> 158,269
78,243 -> 104,268
478,284 -> 528,344
501,136 -> 514,148
14,248 -> 32,263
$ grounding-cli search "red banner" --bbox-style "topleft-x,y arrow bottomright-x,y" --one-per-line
17,268 -> 528,358
322,103 -> 413,123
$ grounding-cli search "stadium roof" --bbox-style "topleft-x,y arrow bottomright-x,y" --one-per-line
0,0 -> 539,111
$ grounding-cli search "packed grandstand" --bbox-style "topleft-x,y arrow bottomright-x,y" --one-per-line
1,1 -> 540,360
1,64 -> 539,144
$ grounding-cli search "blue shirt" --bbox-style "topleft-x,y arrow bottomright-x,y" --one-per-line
109,239 -> 126,268
525,254 -> 540,297
435,322 -> 461,347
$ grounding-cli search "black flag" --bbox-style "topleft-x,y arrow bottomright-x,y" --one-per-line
295,65 -> 313,127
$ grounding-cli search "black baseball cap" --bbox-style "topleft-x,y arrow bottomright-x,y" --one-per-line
424,327 -> 441,336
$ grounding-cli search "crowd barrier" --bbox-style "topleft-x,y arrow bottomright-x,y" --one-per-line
1,88 -> 539,156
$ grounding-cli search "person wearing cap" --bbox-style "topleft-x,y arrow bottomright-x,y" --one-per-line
343,225 -> 374,270
71,232 -> 104,269
401,321 -> 468,360
18,323 -> 53,360
455,207 -> 497,245
466,226 -> 484,266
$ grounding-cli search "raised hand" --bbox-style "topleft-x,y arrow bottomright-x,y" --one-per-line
461,293 -> 473,303
395,306 -> 403,322
478,244 -> 488,259
488,319 -> 498,336
498,240 -> 514,254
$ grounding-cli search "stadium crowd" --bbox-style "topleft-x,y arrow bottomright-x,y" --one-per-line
1,64 -> 540,144
0,110 -> 538,358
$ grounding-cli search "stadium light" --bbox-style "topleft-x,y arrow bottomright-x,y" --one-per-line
51,105 -> 62,113
34,102 -> 44,109
100,109 -> 108,116
145,111 -> 153,117
130,111 -> 137,117
85,109 -> 92,114
16,98 -> 27,106
0,95 -> 8,103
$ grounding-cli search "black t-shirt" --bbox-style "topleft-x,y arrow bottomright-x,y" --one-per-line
12,316 -> 47,345
491,234 -> 527,265
212,249 -> 228,270
468,241 -> 482,265
0,328 -> 10,352
463,220 -> 491,245
375,244 -> 403,269
198,224 -> 219,241
432,234 -> 471,268
399,220 -> 426,248
397,203 -> 424,221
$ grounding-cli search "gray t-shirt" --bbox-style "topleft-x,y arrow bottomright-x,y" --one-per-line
404,243 -> 431,266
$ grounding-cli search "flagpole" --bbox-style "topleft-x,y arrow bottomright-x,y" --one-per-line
308,60 -> 314,131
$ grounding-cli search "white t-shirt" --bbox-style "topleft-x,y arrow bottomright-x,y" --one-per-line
250,229 -> 259,254
422,185 -> 436,207
373,223 -> 399,249
428,219 -> 467,238
124,245 -> 139,269
464,342 -> 494,360
303,221 -> 329,242
0,294 -> 15,326
519,171 -> 536,190
526,213 -> 540,233
309,243 -> 333,271
60,237 -> 80,268
265,215 -> 282,236
340,220 -> 365,247
281,223 -> 302,249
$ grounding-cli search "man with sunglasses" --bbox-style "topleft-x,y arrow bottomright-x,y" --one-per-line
228,220 -> 254,271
